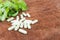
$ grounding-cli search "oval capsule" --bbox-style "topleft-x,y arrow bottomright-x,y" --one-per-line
18,29 -> 27,34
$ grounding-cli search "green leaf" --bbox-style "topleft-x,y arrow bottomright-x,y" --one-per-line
11,0 -> 18,3
0,10 -> 2,16
10,3 -> 19,11
19,0 -> 28,11
1,7 -> 9,21
0,8 -> 3,16
3,1 -> 11,8
8,10 -> 15,17
12,11 -> 18,16
0,4 -> 3,8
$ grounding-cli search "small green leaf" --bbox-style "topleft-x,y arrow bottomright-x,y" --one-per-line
0,4 -> 3,8
3,1 -> 11,8
0,10 -> 2,16
19,0 -> 28,11
12,11 -> 18,16
11,0 -> 18,3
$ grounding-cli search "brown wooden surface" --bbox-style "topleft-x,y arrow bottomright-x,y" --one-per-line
0,0 -> 60,40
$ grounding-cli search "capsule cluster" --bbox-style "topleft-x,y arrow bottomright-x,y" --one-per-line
7,12 -> 38,34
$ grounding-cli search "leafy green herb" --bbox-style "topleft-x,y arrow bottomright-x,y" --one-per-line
0,0 -> 28,21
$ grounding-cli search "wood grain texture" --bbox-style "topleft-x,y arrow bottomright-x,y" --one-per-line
0,0 -> 60,40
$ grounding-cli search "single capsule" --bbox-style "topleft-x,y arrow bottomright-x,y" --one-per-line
26,13 -> 31,17
16,16 -> 19,21
7,17 -> 14,22
22,12 -> 27,16
25,20 -> 32,24
8,26 -> 15,31
18,29 -> 27,34
32,20 -> 38,24
27,23 -> 31,29
20,14 -> 24,19
23,21 -> 28,28
11,20 -> 16,23
19,18 -> 26,22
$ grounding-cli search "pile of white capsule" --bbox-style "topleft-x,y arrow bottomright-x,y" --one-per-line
7,12 -> 38,34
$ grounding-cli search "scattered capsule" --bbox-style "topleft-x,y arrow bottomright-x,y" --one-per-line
25,20 -> 32,24
11,21 -> 19,26
22,12 -> 27,16
8,12 -> 38,35
11,20 -> 16,23
23,21 -> 28,28
16,16 -> 19,21
18,29 -> 27,34
32,20 -> 38,24
14,26 -> 19,31
20,14 -> 24,19
20,22 -> 24,28
27,23 -> 31,29
8,26 -> 15,31
26,13 -> 31,17
19,18 -> 26,22
7,17 -> 14,22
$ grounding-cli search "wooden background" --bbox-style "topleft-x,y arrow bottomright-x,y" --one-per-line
0,0 -> 60,40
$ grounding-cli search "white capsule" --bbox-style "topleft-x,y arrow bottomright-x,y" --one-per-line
20,14 -> 24,19
23,21 -> 27,28
26,13 -> 31,17
22,12 -> 27,16
7,17 -> 14,22
25,20 -> 32,24
8,26 -> 15,31
32,20 -> 38,24
14,26 -> 19,31
19,22 -> 23,28
23,20 -> 32,29
16,16 -> 19,21
12,23 -> 17,26
27,23 -> 31,29
19,18 -> 25,22
11,20 -> 16,23
11,21 -> 18,26
18,29 -> 27,34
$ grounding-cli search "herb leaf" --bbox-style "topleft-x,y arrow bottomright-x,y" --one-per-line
0,0 -> 28,21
